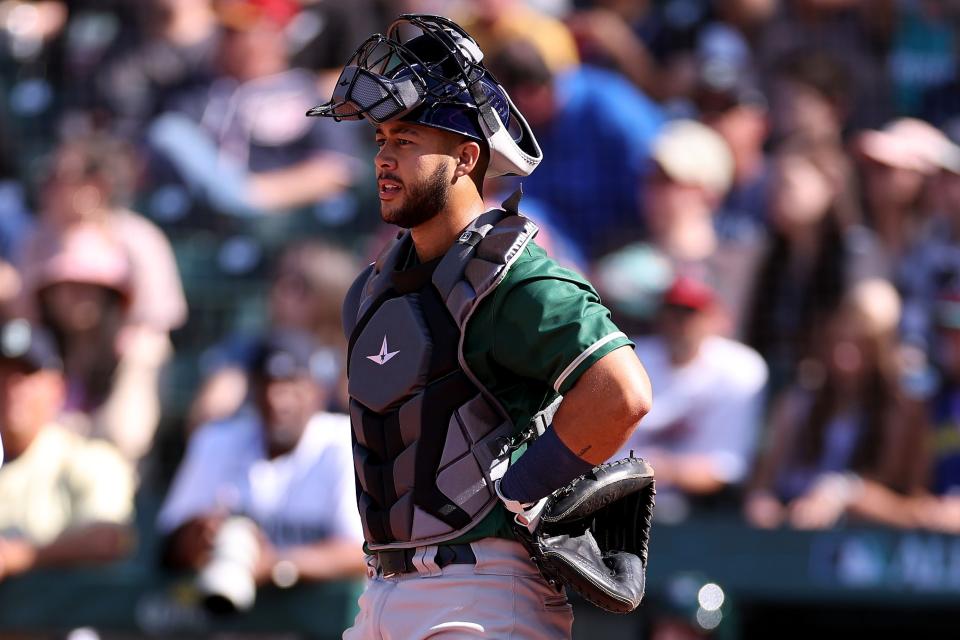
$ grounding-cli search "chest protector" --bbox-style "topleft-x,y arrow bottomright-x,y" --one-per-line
344,200 -> 537,550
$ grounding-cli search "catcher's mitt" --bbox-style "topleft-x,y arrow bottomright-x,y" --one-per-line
511,457 -> 655,613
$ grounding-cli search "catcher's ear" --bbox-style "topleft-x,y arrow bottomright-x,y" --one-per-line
454,141 -> 482,178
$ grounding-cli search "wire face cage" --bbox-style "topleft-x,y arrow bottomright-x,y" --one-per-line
308,13 -> 542,177
307,14 -> 487,124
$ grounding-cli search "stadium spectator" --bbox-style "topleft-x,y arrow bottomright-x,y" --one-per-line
487,38 -> 664,259
567,0 -> 666,100
287,0 -> 385,74
745,279 -> 915,530
903,287 -> 960,533
811,284 -> 960,532
758,1 -> 895,131
186,241 -> 358,432
856,118 -> 955,274
743,140 -> 882,392
694,64 -> 772,246
766,49 -> 852,148
458,0 -> 580,75
21,134 -> 188,336
610,275 -> 768,502
97,0 -> 221,138
568,0 -> 772,108
898,133 -> 960,355
641,119 -> 734,265
21,224 -> 168,465
158,329 -> 365,597
146,0 -> 364,217
0,318 -> 135,580
596,119 -> 759,335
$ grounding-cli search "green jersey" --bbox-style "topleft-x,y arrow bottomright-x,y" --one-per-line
452,239 -> 633,543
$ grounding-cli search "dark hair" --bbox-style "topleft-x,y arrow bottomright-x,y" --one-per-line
744,214 -> 847,370
797,361 -> 889,473
37,285 -> 126,409
774,49 -> 852,111
486,39 -> 554,91
41,133 -> 140,208
271,241 -> 358,346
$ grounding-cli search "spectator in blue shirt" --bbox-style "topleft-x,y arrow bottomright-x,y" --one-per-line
487,38 -> 664,259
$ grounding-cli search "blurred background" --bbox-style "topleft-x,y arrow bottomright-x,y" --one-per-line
1,0 -> 960,638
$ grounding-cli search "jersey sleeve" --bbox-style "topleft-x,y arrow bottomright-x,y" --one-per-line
490,249 -> 633,395
155,419 -> 246,533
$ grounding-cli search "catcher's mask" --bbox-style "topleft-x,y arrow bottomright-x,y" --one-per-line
306,14 -> 542,178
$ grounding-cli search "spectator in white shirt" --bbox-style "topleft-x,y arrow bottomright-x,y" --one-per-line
612,275 -> 768,499
158,329 -> 364,596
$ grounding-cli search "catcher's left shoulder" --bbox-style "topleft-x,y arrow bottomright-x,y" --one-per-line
506,240 -> 596,290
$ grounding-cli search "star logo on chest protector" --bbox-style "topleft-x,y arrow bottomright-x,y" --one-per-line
366,336 -> 400,365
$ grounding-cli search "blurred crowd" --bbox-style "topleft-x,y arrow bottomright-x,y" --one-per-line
2,0 -> 960,627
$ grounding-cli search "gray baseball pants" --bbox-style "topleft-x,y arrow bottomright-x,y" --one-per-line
343,537 -> 574,639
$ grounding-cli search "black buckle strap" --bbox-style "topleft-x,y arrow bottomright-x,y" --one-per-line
375,544 -> 477,576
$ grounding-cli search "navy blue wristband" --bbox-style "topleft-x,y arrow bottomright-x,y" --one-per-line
499,427 -> 595,503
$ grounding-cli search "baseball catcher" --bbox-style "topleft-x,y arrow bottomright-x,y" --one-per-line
309,13 -> 654,638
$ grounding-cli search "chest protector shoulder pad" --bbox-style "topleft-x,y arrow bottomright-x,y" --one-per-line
345,202 -> 537,549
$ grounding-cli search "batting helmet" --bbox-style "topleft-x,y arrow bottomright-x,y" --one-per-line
307,14 -> 542,178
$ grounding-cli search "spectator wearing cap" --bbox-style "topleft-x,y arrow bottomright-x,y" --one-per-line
856,118 -> 954,271
487,38 -> 664,259
158,329 -> 365,595
598,119 -> 760,335
22,223 -> 169,465
146,0 -> 364,218
0,318 -> 135,581
642,119 -> 735,265
609,275 -> 767,504
21,134 -> 188,337
458,0 -> 580,76
745,279 -> 918,530
897,129 -> 960,357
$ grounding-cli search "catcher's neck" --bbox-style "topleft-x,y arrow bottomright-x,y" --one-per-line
411,189 -> 485,263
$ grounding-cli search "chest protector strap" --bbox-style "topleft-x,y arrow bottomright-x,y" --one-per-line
345,193 -> 539,549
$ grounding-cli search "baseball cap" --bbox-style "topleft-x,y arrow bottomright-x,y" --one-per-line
695,70 -> 767,115
856,118 -> 960,175
0,319 -> 62,372
214,0 -> 299,30
594,244 -> 675,322
651,119 -> 735,195
32,223 -> 132,301
662,275 -> 716,312
248,329 -> 339,383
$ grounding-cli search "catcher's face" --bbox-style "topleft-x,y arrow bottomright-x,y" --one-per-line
374,122 -> 459,229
